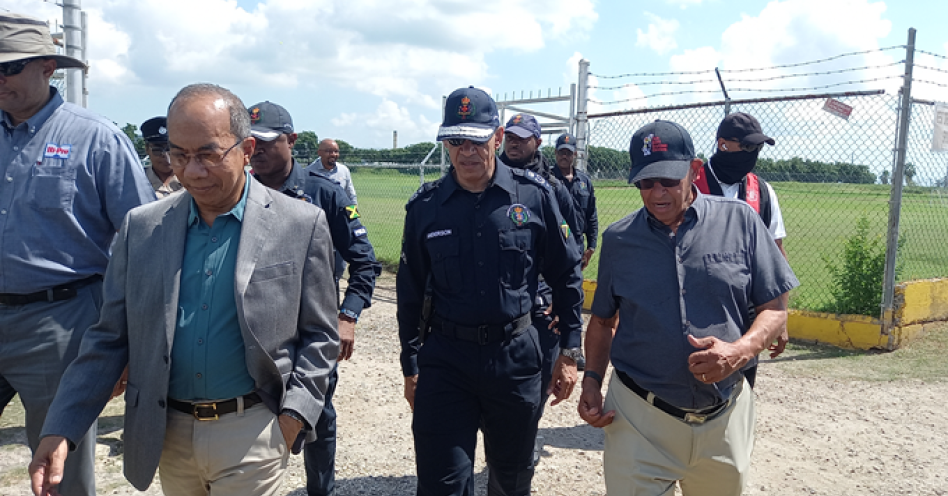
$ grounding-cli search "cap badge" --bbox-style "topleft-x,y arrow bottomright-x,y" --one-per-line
642,133 -> 668,156
457,97 -> 474,120
513,114 -> 523,125
158,126 -> 167,135
507,204 -> 530,226
564,135 -> 569,143
250,107 -> 261,124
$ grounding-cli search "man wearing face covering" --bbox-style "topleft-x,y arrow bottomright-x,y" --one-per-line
693,113 -> 789,386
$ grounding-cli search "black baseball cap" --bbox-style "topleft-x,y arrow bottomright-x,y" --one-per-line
628,120 -> 696,184
505,113 -> 541,139
716,112 -> 775,146
248,101 -> 294,141
141,116 -> 168,143
437,86 -> 500,143
555,133 -> 576,152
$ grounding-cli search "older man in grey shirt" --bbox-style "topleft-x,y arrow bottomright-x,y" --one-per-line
577,120 -> 798,496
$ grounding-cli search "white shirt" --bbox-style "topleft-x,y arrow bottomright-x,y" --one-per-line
706,161 -> 786,240
306,158 -> 357,204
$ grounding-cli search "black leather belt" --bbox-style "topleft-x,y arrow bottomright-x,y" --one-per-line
168,393 -> 262,421
615,370 -> 730,424
430,314 -> 532,345
0,275 -> 103,306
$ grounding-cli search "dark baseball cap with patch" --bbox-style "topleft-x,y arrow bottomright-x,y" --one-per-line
505,113 -> 541,139
555,133 -> 576,152
437,86 -> 500,143
716,112 -> 775,146
141,116 -> 168,143
628,120 -> 696,184
247,101 -> 294,141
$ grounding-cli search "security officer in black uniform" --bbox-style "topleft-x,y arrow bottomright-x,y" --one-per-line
398,87 -> 585,496
552,132 -> 598,270
247,101 -> 382,496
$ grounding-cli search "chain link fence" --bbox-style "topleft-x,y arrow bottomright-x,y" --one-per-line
583,91 -> 948,313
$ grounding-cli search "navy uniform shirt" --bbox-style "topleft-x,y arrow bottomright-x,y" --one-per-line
260,162 -> 381,317
552,166 -> 598,251
591,191 -> 799,409
397,159 -> 584,376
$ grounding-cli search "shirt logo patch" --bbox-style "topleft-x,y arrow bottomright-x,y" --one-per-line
560,220 -> 571,240
353,227 -> 367,237
345,205 -> 360,220
507,204 -> 531,226
642,133 -> 668,156
426,229 -> 452,239
44,143 -> 71,159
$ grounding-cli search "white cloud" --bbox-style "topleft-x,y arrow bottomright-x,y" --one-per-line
636,13 -> 679,55
331,99 -> 439,145
665,0 -> 704,7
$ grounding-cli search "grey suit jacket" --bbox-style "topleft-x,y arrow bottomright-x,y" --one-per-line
41,178 -> 340,490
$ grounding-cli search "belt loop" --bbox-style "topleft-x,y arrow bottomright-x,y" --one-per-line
236,396 -> 245,416
646,391 -> 656,405
477,325 -> 489,345
46,289 -> 55,302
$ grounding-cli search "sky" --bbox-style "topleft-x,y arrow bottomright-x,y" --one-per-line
2,0 -> 947,149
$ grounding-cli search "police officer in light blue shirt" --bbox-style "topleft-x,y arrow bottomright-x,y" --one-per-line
398,87 -> 584,496
0,13 -> 155,496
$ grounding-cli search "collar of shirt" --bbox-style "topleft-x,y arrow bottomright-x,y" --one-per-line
1,87 -> 63,134
438,159 -> 517,205
275,160 -> 310,196
188,170 -> 252,227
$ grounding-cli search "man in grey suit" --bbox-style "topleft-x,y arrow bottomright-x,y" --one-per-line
28,84 -> 340,496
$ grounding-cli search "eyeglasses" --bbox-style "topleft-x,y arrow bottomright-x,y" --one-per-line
0,58 -> 37,77
724,139 -> 765,153
634,178 -> 682,190
445,138 -> 490,148
169,141 -> 243,170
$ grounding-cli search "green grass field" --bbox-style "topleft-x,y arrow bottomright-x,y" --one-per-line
352,168 -> 948,312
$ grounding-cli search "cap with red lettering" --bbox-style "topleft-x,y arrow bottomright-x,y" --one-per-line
628,120 -> 695,184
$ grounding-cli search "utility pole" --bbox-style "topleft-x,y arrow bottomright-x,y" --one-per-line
62,0 -> 83,106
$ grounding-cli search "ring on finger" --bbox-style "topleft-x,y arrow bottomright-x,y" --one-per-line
701,374 -> 706,382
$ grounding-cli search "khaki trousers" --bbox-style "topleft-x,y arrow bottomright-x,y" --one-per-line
602,373 -> 755,496
158,402 -> 289,496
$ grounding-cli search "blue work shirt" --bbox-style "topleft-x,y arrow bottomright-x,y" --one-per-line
552,166 -> 598,251
169,173 -> 255,401
591,191 -> 799,409
0,87 -> 155,294
397,159 -> 584,376
260,162 -> 381,317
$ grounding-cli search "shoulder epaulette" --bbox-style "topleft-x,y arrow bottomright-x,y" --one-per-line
511,168 -> 551,191
406,180 -> 441,209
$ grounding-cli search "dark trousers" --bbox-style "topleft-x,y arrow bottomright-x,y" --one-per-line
304,364 -> 339,496
413,327 -> 543,496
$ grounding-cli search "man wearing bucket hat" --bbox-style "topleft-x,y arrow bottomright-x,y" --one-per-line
397,86 -> 583,496
577,120 -> 798,495
0,12 -> 154,496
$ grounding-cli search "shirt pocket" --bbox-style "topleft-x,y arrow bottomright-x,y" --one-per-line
28,165 -> 78,210
426,235 -> 461,294
498,228 -> 532,290
703,252 -> 750,302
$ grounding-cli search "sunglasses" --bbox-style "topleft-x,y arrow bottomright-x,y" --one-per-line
0,58 -> 36,77
445,138 -> 490,148
723,139 -> 765,153
634,178 -> 682,190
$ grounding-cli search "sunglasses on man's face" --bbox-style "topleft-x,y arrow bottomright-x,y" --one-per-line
723,139 -> 765,153
0,58 -> 36,77
634,178 -> 682,190
445,138 -> 490,148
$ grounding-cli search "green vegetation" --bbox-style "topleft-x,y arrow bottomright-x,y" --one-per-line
352,171 -> 948,313
823,216 -> 902,316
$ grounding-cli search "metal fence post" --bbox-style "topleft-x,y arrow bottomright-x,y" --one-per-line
62,0 -> 83,105
881,27 -> 916,347
569,83 -> 577,135
575,59 -> 590,173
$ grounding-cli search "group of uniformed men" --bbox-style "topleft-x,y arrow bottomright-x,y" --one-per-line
1,9 -> 797,496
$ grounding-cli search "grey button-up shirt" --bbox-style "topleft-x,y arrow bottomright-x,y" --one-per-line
0,87 -> 155,293
591,191 -> 798,409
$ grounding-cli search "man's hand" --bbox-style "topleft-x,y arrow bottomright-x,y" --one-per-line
110,366 -> 129,400
687,335 -> 753,384
581,248 -> 595,270
577,377 -> 614,428
29,436 -> 69,496
542,305 -> 560,334
337,315 -> 357,361
278,414 -> 304,451
404,375 -> 418,412
769,328 -> 790,358
547,355 -> 578,406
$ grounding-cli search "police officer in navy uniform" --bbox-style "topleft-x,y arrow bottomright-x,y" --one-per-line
398,87 -> 585,496
141,116 -> 183,198
247,101 -> 382,496
552,133 -> 598,270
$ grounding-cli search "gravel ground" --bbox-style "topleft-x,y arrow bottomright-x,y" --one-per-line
1,273 -> 946,495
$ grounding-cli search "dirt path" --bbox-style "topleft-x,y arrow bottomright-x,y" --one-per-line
1,275 -> 946,495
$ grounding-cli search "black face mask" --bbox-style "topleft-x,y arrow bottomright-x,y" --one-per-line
710,149 -> 760,184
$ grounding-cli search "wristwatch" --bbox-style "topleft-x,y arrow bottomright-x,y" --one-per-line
339,307 -> 359,322
559,347 -> 584,362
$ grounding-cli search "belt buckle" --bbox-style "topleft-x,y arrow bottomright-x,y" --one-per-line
683,412 -> 708,424
477,325 -> 489,345
192,402 -> 219,421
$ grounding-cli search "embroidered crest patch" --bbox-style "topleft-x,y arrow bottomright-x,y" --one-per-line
250,107 -> 261,124
345,205 -> 360,220
560,220 -> 571,240
457,97 -> 475,120
507,204 -> 530,226
642,133 -> 668,156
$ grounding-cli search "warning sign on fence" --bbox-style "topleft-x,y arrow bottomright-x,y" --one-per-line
822,98 -> 853,120
933,103 -> 948,152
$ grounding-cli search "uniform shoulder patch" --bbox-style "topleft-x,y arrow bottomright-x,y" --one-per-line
406,180 -> 440,209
